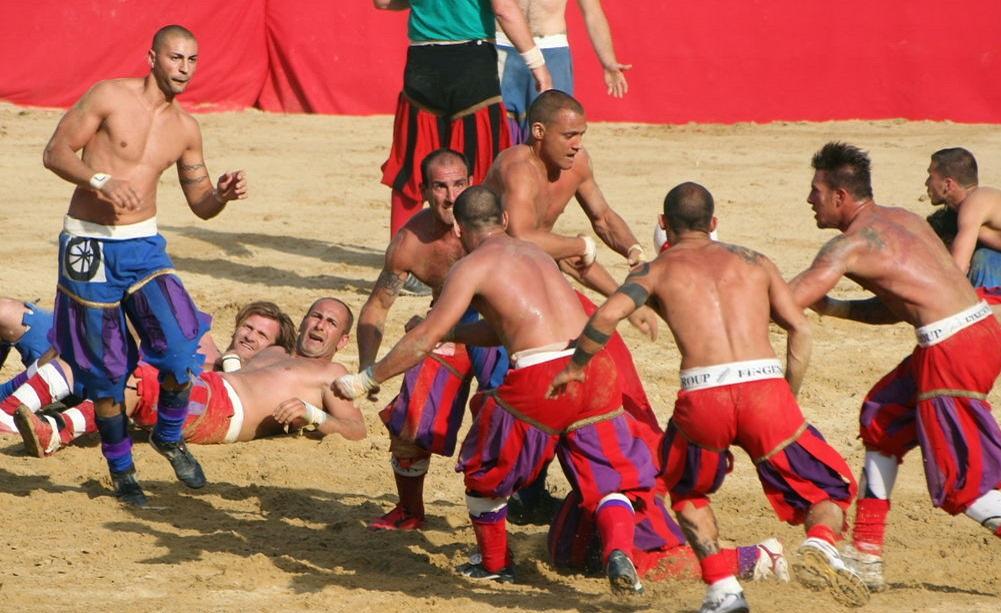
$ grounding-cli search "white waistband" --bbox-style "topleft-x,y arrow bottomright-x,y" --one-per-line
915,301 -> 992,347
63,215 -> 158,240
679,358 -> 784,391
495,32 -> 569,49
510,346 -> 575,369
409,38 -> 485,47
221,378 -> 245,444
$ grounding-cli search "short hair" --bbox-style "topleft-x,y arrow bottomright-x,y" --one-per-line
306,297 -> 355,334
526,89 -> 585,128
811,142 -> 874,200
234,301 -> 296,353
152,25 -> 196,51
454,186 -> 503,231
663,182 -> 714,233
931,147 -> 978,187
420,148 -> 469,186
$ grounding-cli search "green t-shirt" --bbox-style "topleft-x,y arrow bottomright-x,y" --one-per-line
408,0 -> 496,43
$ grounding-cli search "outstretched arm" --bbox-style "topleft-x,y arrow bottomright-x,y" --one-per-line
576,0 -> 631,97
560,259 -> 658,340
357,241 -> 408,368
503,162 -> 592,260
575,151 -> 644,265
764,258 -> 812,396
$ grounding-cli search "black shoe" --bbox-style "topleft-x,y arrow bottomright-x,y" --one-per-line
507,488 -> 562,526
150,436 -> 206,489
111,469 -> 149,508
606,549 -> 644,596
400,275 -> 432,297
457,560 -> 515,584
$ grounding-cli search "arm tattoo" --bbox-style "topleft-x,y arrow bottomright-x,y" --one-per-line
616,282 -> 650,309
571,346 -> 595,368
816,234 -> 848,260
374,269 -> 406,297
721,243 -> 762,265
625,262 -> 651,279
581,322 -> 610,346
179,163 -> 205,172
179,174 -> 209,185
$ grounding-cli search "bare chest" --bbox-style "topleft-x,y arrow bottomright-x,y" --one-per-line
94,105 -> 188,173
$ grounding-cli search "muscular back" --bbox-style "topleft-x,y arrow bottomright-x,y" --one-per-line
454,235 -> 588,353
647,241 -> 782,369
62,79 -> 197,225
837,206 -> 979,325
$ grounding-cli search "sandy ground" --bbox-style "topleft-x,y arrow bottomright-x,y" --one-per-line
1,102 -> 1000,612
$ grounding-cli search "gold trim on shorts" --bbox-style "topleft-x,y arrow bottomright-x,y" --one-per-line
565,408 -> 624,433
754,422 -> 808,465
426,350 -> 463,378
402,92 -> 504,120
488,391 -> 624,436
917,388 -> 989,402
57,284 -> 121,309
127,268 -> 175,295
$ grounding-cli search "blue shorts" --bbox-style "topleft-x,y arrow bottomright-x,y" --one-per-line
50,229 -> 208,403
0,303 -> 52,367
968,245 -> 1001,288
497,43 -> 574,143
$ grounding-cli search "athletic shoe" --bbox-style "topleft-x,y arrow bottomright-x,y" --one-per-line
457,559 -> 515,584
699,590 -> 749,613
606,549 -> 644,595
400,275 -> 432,297
841,543 -> 887,592
752,537 -> 790,582
368,504 -> 425,531
794,537 -> 870,607
150,435 -> 206,489
14,405 -> 59,458
111,469 -> 149,508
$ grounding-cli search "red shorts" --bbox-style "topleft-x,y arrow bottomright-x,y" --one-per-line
860,315 -> 1001,513
662,375 -> 857,524
131,364 -> 235,444
457,349 -> 657,511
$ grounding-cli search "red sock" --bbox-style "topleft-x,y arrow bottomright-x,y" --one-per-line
2,362 -> 67,415
852,498 -> 890,555
471,517 -> 510,572
699,550 -> 735,585
807,523 -> 841,546
595,500 -> 635,563
390,190 -> 421,237
394,471 -> 426,519
58,401 -> 97,443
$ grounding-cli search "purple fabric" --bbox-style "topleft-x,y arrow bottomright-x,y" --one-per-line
756,425 -> 854,512
737,545 -> 759,579
470,506 -> 508,524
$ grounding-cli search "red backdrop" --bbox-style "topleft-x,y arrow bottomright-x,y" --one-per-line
2,0 -> 999,123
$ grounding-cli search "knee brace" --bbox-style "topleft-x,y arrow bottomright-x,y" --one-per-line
466,494 -> 508,521
391,455 -> 430,478
860,450 -> 899,499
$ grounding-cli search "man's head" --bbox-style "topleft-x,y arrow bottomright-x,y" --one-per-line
927,147 -> 978,209
296,297 -> 354,359
527,90 -> 586,170
808,142 -> 874,229
228,301 -> 296,360
148,25 -> 198,97
420,149 -> 471,226
660,182 -> 716,243
452,186 -> 506,251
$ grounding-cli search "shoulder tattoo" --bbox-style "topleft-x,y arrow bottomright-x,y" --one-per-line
721,243 -> 762,265
374,269 -> 406,296
859,227 -> 886,250
625,262 -> 651,280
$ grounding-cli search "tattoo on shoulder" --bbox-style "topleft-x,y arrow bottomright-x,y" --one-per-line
616,282 -> 650,308
375,269 -> 406,296
625,262 -> 651,280
859,227 -> 886,250
721,243 -> 762,264
816,234 -> 849,260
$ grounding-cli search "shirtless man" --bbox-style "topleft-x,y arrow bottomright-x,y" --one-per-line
789,142 -> 1001,592
336,187 -> 655,596
41,24 -> 248,503
924,147 -> 1001,287
4,301 -> 295,453
356,149 -> 507,530
497,0 -> 631,141
484,88 -> 661,516
17,298 -> 365,507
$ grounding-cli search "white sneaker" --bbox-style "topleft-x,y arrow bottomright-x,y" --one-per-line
752,537 -> 790,582
794,537 -> 870,607
700,586 -> 749,613
841,542 -> 886,592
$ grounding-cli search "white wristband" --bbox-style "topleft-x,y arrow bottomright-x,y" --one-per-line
89,173 -> 111,190
302,401 -> 329,429
520,46 -> 546,69
579,235 -> 597,266
220,353 -> 242,372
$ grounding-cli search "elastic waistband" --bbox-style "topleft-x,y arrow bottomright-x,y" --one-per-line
916,301 -> 993,347
679,358 -> 784,391
63,215 -> 158,240
496,32 -> 569,49
221,378 -> 244,444
510,342 -> 574,369
409,38 -> 488,47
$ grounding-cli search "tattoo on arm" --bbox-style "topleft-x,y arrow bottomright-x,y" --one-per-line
616,282 -> 650,309
571,346 -> 595,368
179,163 -> 205,172
625,262 -> 651,279
179,174 -> 209,185
374,269 -> 406,297
581,322 -> 610,346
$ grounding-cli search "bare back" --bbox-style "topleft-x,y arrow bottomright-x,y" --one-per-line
963,187 -> 1001,251
59,78 -> 198,225
447,234 -> 588,353
222,347 -> 346,441
648,240 -> 781,369
838,206 -> 979,325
